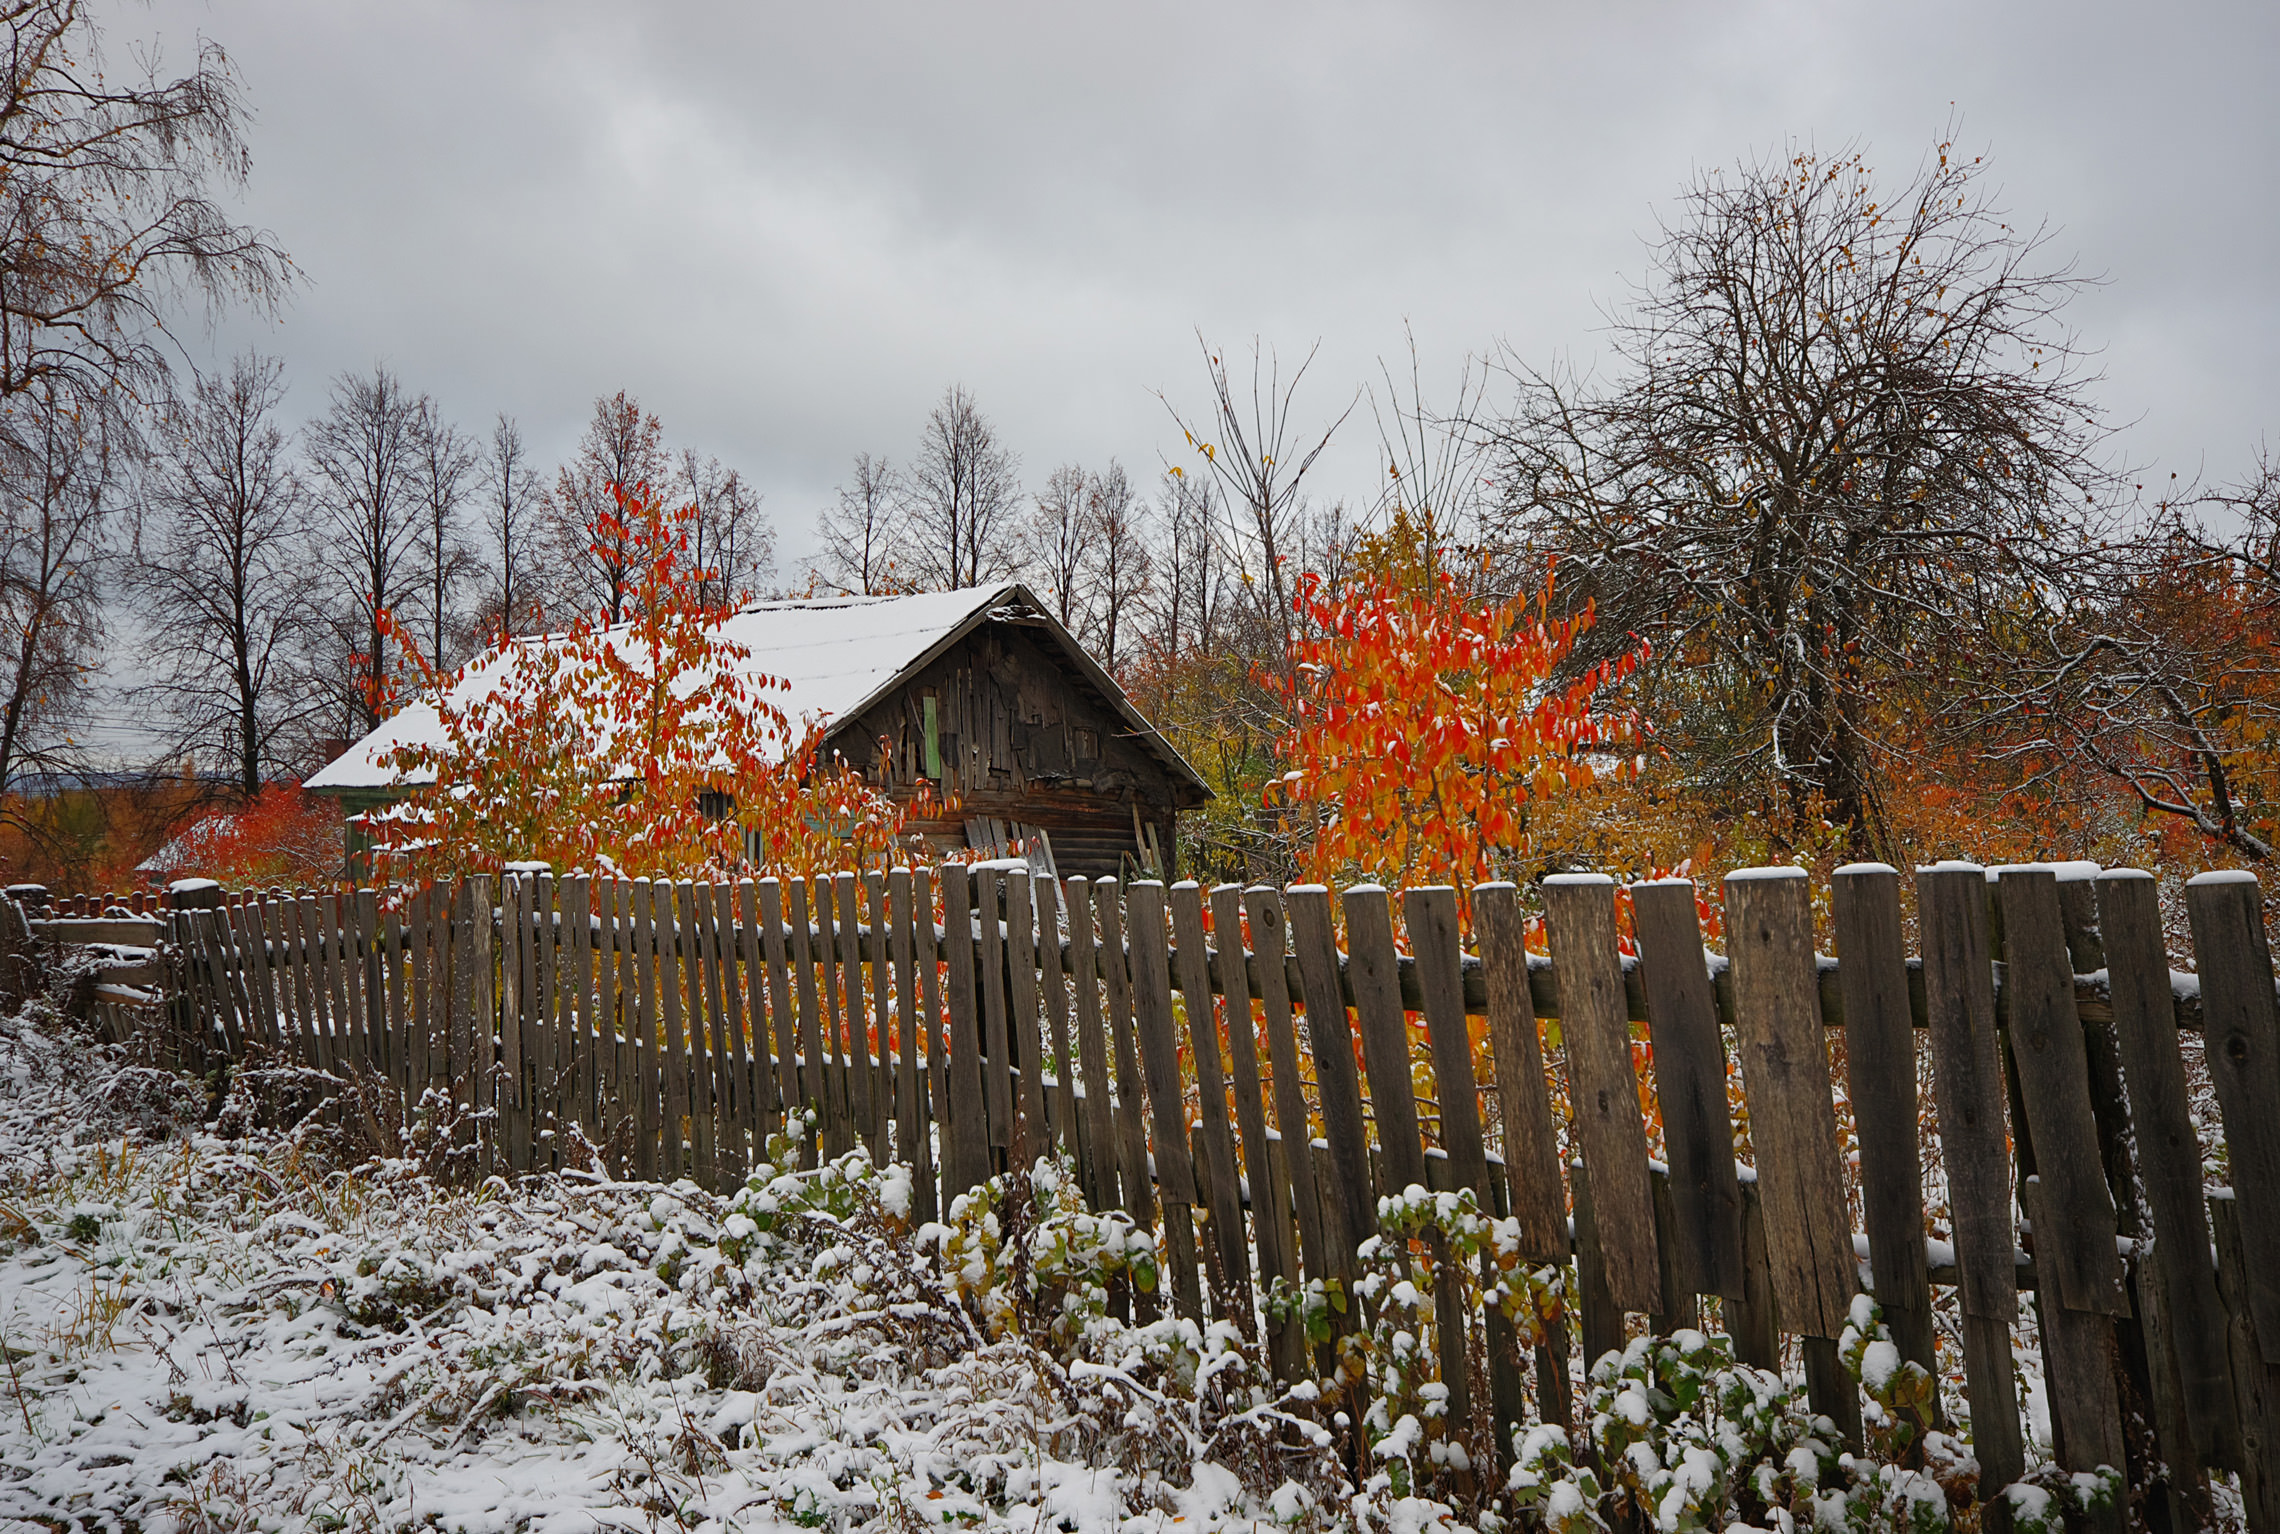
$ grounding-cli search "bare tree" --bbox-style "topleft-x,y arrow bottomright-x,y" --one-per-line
1147,469 -> 1226,668
1484,137 -> 2112,855
411,399 -> 480,671
675,448 -> 774,609
1160,335 -> 1354,674
131,353 -> 313,797
305,367 -> 425,734
1987,459 -> 2280,863
540,391 -> 666,623
1368,335 -> 1492,579
1023,463 -> 1090,630
479,414 -> 541,638
808,452 -> 906,596
0,2 -> 292,430
1084,461 -> 1150,673
0,388 -> 120,797
908,385 -> 1020,589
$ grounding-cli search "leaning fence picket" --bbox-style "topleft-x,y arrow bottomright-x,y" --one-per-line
1170,881 -> 1250,1332
1127,881 -> 1204,1322
1918,863 -> 2029,1503
1542,875 -> 1658,1314
1213,883 -> 1292,1371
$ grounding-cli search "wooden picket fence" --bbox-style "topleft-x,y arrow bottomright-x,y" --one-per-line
81,861 -> 2280,1526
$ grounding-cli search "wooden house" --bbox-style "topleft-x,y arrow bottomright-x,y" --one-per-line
304,582 -> 1211,880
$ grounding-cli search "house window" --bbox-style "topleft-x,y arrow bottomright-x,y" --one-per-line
923,693 -> 941,780
697,789 -> 736,821
1074,727 -> 1099,761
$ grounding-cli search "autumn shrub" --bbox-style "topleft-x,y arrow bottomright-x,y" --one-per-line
1268,539 -> 1644,895
136,781 -> 343,889
369,481 -> 918,884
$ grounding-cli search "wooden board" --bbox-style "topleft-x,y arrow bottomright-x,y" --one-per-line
1171,881 -> 1253,1331
1096,880 -> 1157,1231
1005,869 -> 1048,1160
862,871 -> 892,1167
715,880 -> 748,1179
787,878 -> 828,1156
915,867 -> 948,1224
974,868 -> 1013,1158
1037,874 -> 1077,1159
2100,870 -> 2244,1467
834,873 -> 872,1159
2184,872 -> 2280,1361
1212,883 -> 1293,1334
1723,868 -> 1856,1340
1069,876 -> 1120,1210
1125,882 -> 1198,1207
631,878 -> 659,1182
757,879 -> 798,1129
887,870 -> 918,1171
1996,869 -> 2127,1315
1287,885 -> 1374,1278
1126,881 -> 1204,1321
938,865 -> 992,1198
1473,884 -> 1568,1264
1345,886 -> 1428,1196
1244,886 -> 1331,1286
1629,879 -> 1746,1301
1406,886 -> 1488,1430
1406,888 -> 1490,1202
1917,864 -> 2025,1497
1542,875 -> 1659,1313
1829,865 -> 1936,1379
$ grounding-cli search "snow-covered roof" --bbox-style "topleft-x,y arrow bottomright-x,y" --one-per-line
307,586 -> 1027,794
305,583 -> 1208,797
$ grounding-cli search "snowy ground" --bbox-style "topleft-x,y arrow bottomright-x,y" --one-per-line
0,1006 -> 1371,1534
1,999 -> 2215,1534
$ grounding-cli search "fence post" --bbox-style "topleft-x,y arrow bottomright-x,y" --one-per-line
1830,865 -> 1939,1405
1214,882 -> 1295,1374
1919,863 -> 2028,1507
1126,881 -> 1204,1323
1542,875 -> 1659,1320
1473,882 -> 1573,1429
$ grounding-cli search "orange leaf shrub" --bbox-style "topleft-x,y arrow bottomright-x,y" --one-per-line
368,481 -> 914,885
1269,557 -> 1646,893
142,783 -> 343,890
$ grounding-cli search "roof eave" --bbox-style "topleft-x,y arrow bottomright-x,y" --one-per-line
819,582 -> 1215,804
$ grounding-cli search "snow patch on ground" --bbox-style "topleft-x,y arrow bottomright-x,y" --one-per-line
0,1005 -> 1357,1534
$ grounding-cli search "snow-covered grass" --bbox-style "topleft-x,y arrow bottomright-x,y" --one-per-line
0,1005 -> 1366,1534
0,1002 -> 2202,1534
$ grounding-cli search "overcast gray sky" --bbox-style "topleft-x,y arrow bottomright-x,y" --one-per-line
112,1 -> 2280,573
79,1 -> 2272,760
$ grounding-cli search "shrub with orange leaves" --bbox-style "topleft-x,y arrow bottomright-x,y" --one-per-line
368,481 -> 914,885
1268,556 -> 1647,892
143,783 -> 343,889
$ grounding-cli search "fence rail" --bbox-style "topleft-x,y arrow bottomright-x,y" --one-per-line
36,861 -> 2280,1528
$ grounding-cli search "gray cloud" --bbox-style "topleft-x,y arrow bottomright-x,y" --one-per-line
115,0 -> 2280,556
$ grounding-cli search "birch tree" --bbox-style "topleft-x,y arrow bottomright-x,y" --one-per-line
908,386 -> 1019,590
305,367 -> 426,734
808,452 -> 905,596
133,353 -> 313,797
